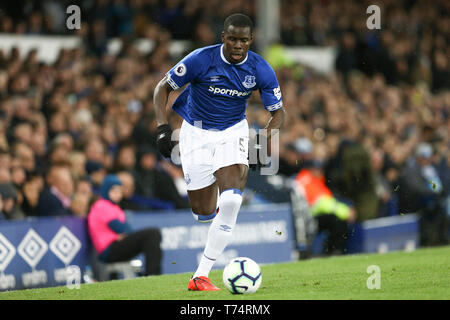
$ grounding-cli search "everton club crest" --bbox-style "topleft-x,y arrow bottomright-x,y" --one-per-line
242,75 -> 256,89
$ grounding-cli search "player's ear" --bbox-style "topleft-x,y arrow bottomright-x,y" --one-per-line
221,31 -> 225,43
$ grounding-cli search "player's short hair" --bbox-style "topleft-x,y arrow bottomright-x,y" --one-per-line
223,13 -> 254,33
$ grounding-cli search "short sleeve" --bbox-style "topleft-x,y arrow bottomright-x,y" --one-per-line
256,59 -> 283,112
166,49 -> 205,90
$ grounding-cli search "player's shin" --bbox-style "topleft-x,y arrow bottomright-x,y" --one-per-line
193,189 -> 242,278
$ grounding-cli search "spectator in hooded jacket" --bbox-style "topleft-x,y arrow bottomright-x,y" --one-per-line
87,174 -> 162,276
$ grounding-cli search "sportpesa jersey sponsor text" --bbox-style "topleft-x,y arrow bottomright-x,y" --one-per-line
208,86 -> 251,97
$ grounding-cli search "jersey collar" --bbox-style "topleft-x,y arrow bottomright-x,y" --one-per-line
220,44 -> 248,65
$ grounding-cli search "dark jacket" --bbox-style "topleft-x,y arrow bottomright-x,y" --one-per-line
132,167 -> 189,209
398,160 -> 444,214
35,188 -> 72,216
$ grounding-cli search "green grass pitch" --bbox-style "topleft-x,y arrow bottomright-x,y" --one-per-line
1,246 -> 449,300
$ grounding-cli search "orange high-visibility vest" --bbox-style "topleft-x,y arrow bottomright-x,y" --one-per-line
295,169 -> 333,206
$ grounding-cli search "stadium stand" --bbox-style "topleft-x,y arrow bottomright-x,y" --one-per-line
0,0 -> 448,285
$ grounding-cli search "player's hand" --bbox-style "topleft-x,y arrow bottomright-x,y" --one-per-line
248,133 -> 264,171
156,124 -> 175,158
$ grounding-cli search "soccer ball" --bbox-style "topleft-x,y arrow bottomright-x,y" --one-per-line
223,257 -> 262,294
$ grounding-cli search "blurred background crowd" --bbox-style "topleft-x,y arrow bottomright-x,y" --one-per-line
0,0 -> 448,245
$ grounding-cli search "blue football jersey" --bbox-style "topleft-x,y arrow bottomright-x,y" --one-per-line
166,44 -> 283,130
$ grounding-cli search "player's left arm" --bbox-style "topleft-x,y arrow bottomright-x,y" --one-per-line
248,60 -> 286,169
249,107 -> 285,169
257,58 -> 286,139
264,107 -> 286,139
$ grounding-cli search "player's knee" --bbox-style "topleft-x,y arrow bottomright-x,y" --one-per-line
219,189 -> 243,203
191,203 -> 217,216
220,194 -> 242,211
217,189 -> 243,219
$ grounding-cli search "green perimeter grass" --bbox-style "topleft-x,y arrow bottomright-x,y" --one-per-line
1,246 -> 449,300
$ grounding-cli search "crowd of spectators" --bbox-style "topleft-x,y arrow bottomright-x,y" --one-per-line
0,36 -> 192,219
0,0 -> 448,90
0,0 -> 448,245
0,0 -> 254,50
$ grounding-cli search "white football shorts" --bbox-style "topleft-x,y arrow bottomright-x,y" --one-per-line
179,119 -> 249,191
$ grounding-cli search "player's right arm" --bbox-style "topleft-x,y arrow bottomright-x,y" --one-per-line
154,76 -> 173,126
153,49 -> 206,158
153,77 -> 175,157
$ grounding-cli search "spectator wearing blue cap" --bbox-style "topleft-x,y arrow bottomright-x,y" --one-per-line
87,174 -> 162,277
399,143 -> 443,213
398,143 -> 448,246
